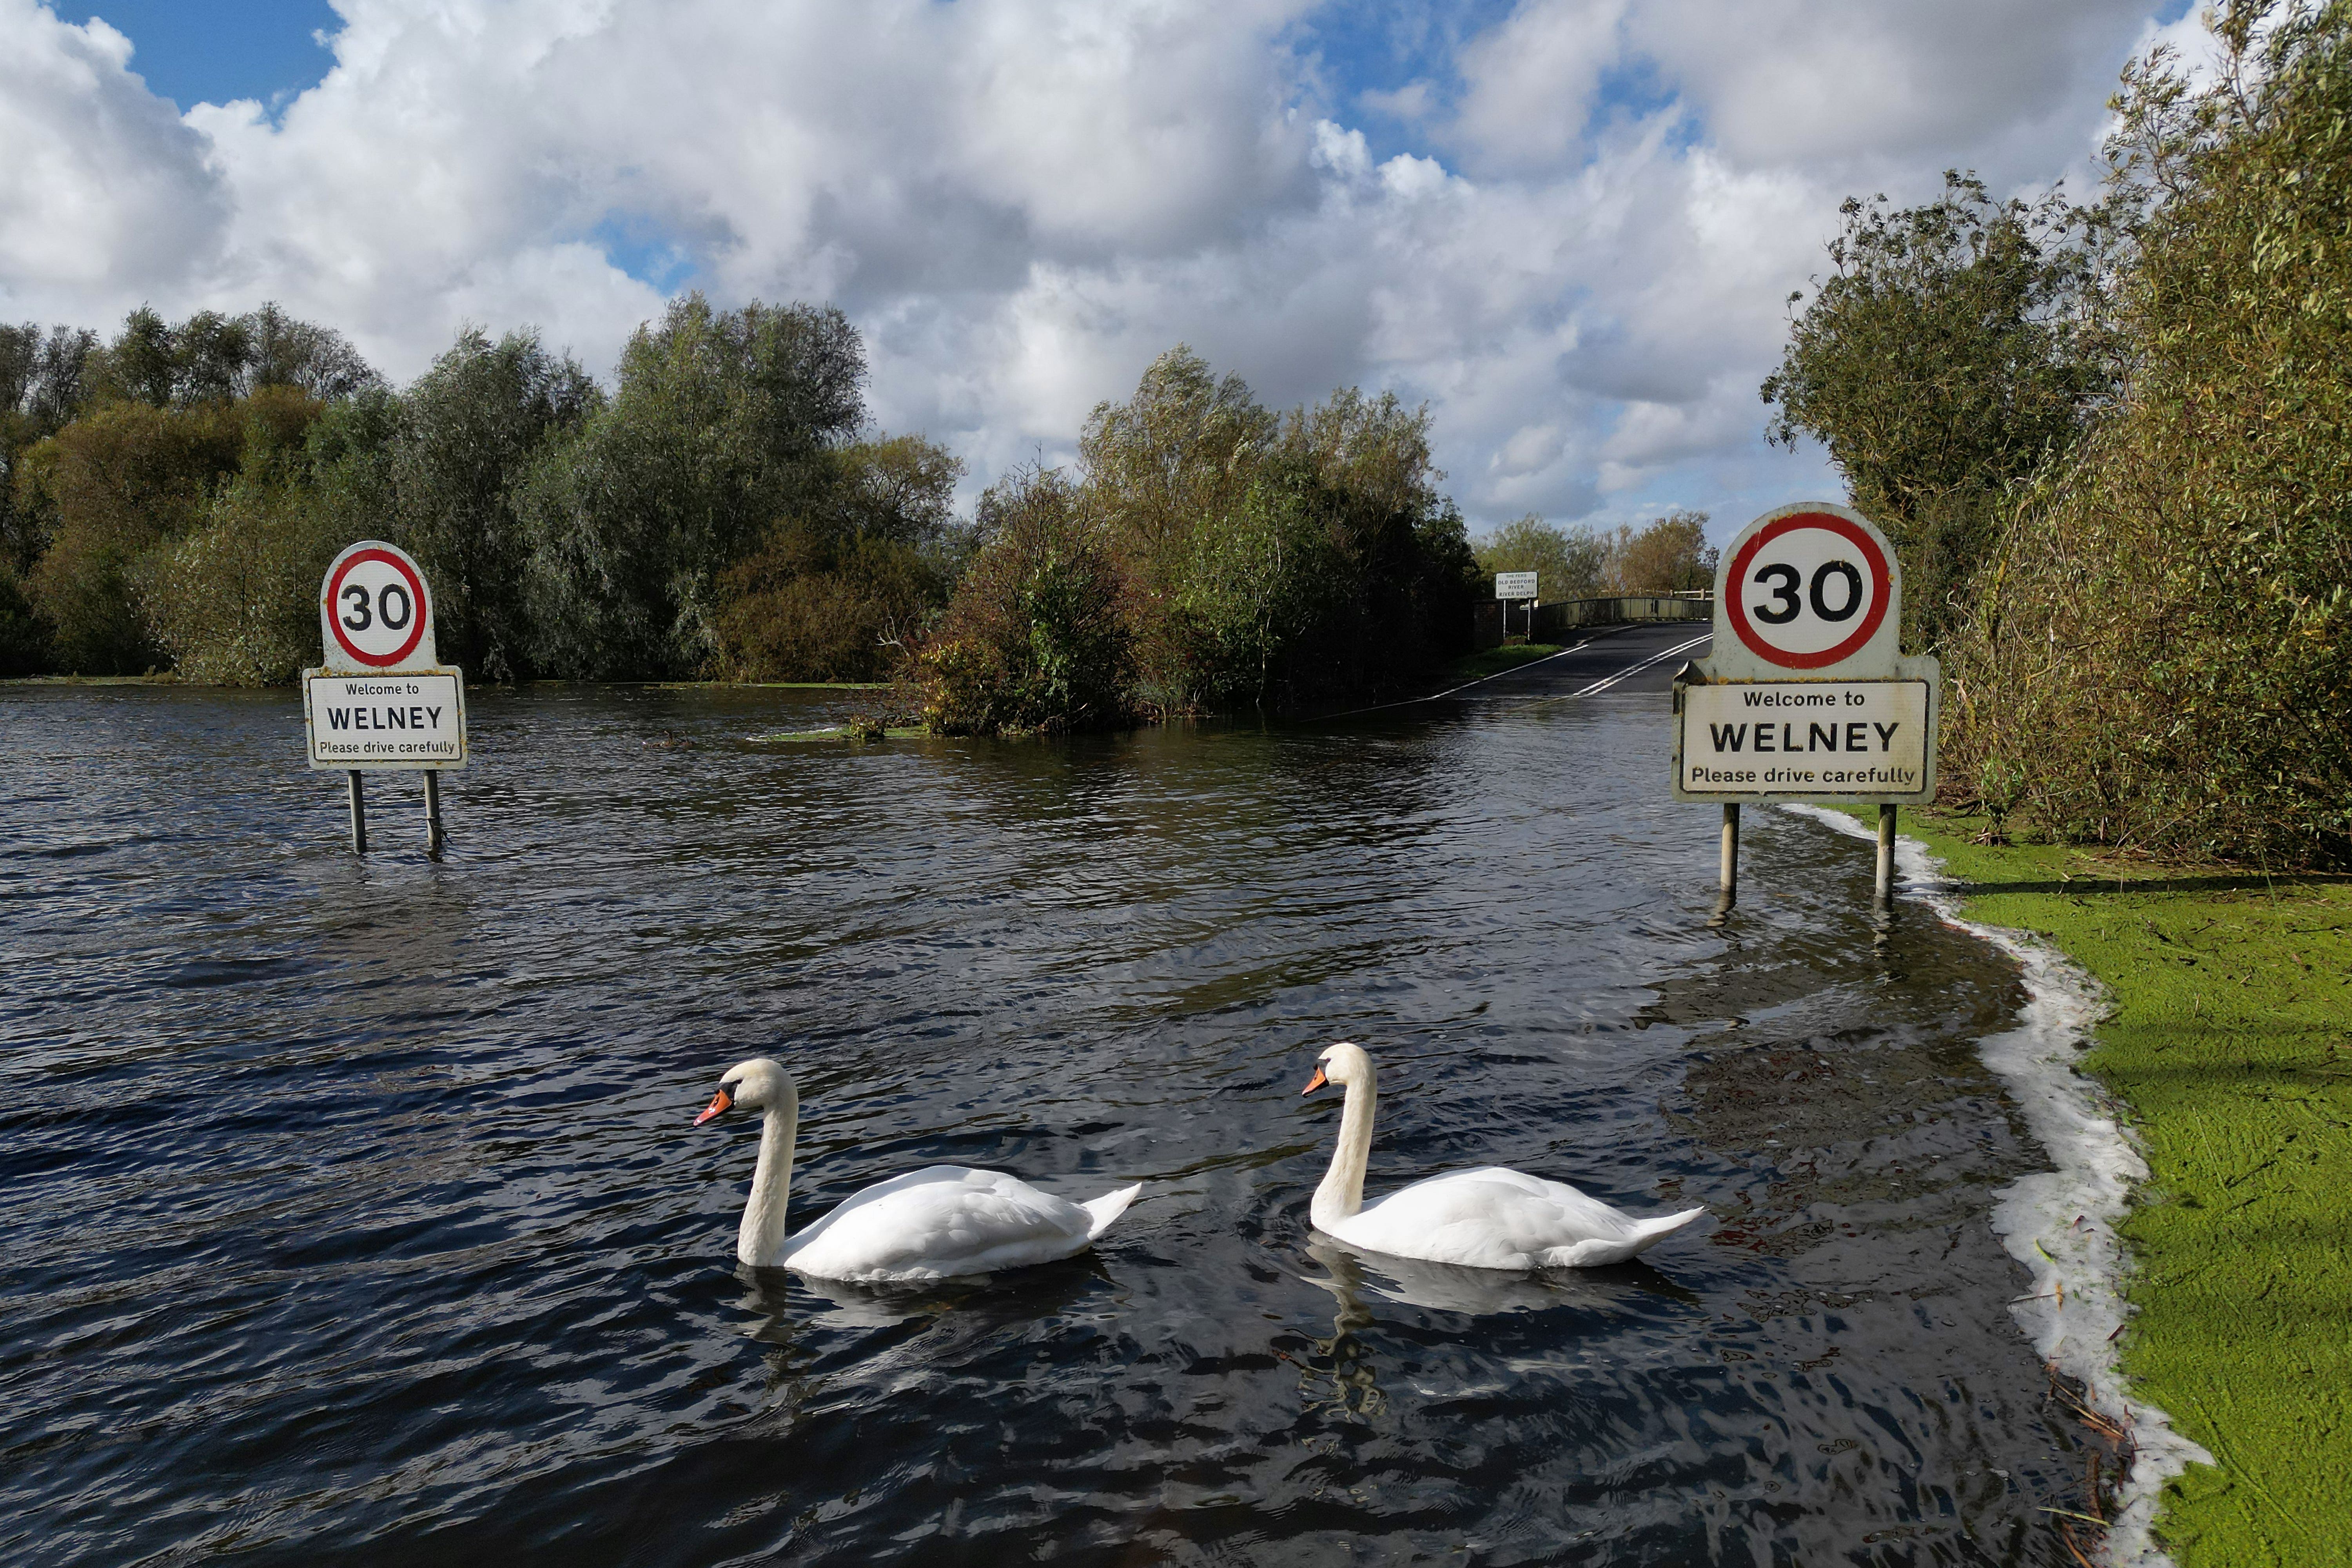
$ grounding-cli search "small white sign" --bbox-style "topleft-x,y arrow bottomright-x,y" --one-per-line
1674,679 -> 1933,802
1494,571 -> 1539,600
304,670 -> 467,771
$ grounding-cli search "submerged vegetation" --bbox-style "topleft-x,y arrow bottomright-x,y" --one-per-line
1768,0 -> 2352,870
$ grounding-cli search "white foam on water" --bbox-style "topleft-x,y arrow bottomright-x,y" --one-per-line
1780,804 -> 2213,1567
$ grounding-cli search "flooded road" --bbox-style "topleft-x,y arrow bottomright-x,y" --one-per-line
3,646 -> 2103,1564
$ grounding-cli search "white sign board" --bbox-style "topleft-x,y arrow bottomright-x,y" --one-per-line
305,671 -> 468,770
1494,571 -> 1539,601
1676,680 -> 1932,799
1672,502 -> 1939,806
305,540 -> 465,771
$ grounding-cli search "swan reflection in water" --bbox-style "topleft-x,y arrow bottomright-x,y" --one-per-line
1302,1238 -> 1700,1321
1292,1239 -> 1706,1422
734,1250 -> 1120,1331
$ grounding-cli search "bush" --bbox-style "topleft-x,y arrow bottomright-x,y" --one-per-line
711,435 -> 969,682
1946,0 -> 2352,867
918,467 -> 1132,735
140,474 -> 345,686
14,399 -> 247,673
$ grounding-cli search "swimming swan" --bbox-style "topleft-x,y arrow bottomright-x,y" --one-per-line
1301,1042 -> 1704,1269
696,1058 -> 1141,1282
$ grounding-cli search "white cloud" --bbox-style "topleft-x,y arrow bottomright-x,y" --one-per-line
0,0 -> 2191,537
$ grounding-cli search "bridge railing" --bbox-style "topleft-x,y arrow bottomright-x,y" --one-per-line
1477,593 -> 1711,649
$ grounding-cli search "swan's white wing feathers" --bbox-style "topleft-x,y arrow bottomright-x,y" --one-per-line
784,1165 -> 1098,1282
1328,1166 -> 1699,1270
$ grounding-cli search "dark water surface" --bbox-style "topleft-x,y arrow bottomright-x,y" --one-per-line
3,681 -> 2100,1566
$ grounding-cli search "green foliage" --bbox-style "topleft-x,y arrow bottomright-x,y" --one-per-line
1602,509 -> 1717,593
394,328 -> 599,680
1474,515 -> 1607,599
140,468 -> 346,686
83,303 -> 377,409
714,434 -> 968,682
920,466 -> 1132,735
1763,173 -> 2117,649
522,294 -> 865,679
1947,0 -> 2352,868
14,399 -> 249,673
1058,347 -> 1477,717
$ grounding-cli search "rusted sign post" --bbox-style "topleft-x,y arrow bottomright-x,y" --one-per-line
303,541 -> 467,855
1672,503 -> 1939,916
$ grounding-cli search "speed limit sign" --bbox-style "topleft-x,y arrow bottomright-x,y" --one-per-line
1709,503 -> 1902,680
324,545 -> 433,669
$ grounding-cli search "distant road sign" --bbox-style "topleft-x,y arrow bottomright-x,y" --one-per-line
1494,572 -> 1538,600
1717,505 -> 1897,677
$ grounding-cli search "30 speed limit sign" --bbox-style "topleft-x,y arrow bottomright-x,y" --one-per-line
325,545 -> 432,668
1725,508 -> 1892,670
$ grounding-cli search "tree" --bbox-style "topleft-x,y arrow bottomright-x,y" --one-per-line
523,294 -> 865,679
1474,515 -> 1607,599
713,435 -> 970,682
1762,173 -> 2117,649
1603,510 -> 1716,593
13,400 -> 247,672
918,465 -> 1132,735
1947,0 -> 2352,866
395,327 -> 599,680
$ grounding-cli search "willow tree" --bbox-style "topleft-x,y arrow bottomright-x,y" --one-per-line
1762,174 -> 2117,649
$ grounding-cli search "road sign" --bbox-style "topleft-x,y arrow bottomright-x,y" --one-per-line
1710,503 -> 1900,680
1494,572 -> 1538,601
305,541 -> 466,855
1675,679 -> 1932,798
305,671 -> 466,770
1673,503 -> 1941,915
319,541 -> 439,673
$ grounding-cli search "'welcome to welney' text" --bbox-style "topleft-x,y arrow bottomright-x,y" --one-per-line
1678,681 -> 1929,794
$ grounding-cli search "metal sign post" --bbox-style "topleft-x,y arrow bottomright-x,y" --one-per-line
303,540 -> 467,855
1671,503 -> 1939,915
1495,572 -> 1538,641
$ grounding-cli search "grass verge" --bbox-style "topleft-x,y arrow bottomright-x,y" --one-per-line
1886,809 -> 2352,1566
1441,642 -> 1564,682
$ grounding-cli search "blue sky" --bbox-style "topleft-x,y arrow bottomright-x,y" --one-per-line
58,2 -> 339,110
4,0 -> 2200,537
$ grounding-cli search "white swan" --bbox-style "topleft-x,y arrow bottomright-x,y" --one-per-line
695,1057 -> 1141,1282
1301,1042 -> 1704,1269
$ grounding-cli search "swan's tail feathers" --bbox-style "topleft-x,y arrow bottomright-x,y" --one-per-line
1627,1205 -> 1707,1253
1082,1182 -> 1143,1240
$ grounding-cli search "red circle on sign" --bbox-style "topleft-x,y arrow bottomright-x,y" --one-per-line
327,548 -> 429,668
1724,512 -> 1891,670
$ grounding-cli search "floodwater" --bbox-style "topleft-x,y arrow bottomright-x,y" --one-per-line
3,650 -> 2107,1566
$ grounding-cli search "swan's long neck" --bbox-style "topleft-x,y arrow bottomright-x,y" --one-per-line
1311,1073 -> 1377,1231
738,1089 -> 800,1268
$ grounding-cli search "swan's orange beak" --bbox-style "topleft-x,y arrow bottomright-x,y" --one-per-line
1301,1067 -> 1328,1095
694,1088 -> 733,1126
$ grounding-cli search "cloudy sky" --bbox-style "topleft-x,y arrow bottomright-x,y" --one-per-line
2,0 -> 2201,538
